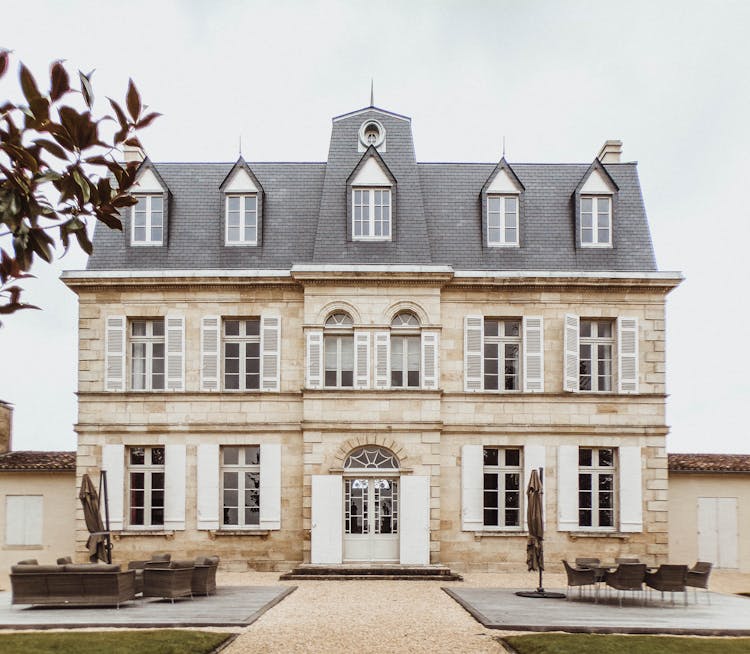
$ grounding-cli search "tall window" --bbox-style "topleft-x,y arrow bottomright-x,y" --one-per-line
324,312 -> 354,387
580,196 -> 611,246
391,312 -> 420,388
353,188 -> 391,240
484,318 -> 521,391
221,446 -> 260,528
487,195 -> 519,246
225,195 -> 258,245
128,446 -> 165,527
224,319 -> 261,391
483,447 -> 522,528
579,319 -> 613,392
578,447 -> 615,529
131,195 -> 163,245
131,319 -> 165,391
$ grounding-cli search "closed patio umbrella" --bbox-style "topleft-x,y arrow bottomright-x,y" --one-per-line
516,469 -> 565,599
79,473 -> 111,563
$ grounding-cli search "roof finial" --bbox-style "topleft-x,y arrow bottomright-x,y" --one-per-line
239,134 -> 243,159
502,135 -> 506,159
370,78 -> 374,107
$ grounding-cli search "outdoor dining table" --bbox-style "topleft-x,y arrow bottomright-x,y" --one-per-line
580,564 -> 657,583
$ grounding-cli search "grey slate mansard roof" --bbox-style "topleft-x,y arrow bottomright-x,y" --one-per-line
87,106 -> 658,272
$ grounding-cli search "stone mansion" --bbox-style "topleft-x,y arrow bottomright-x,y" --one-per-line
62,103 -> 681,571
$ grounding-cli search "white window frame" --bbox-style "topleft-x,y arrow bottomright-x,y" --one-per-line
131,195 -> 163,246
220,445 -> 261,529
390,312 -> 421,389
482,447 -> 523,530
578,447 -> 617,531
579,319 -> 614,392
130,319 -> 165,391
580,195 -> 612,247
222,318 -> 261,391
352,187 -> 391,241
126,446 -> 165,529
225,194 -> 258,246
483,318 -> 522,391
487,194 -> 519,247
324,313 -> 355,388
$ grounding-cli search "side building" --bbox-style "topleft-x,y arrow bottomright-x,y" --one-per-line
63,104 -> 681,571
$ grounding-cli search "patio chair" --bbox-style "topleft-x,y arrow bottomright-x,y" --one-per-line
191,556 -> 220,596
142,559 -> 195,603
604,563 -> 647,607
645,564 -> 688,606
128,553 -> 172,595
574,557 -> 600,568
561,560 -> 598,602
686,562 -> 713,604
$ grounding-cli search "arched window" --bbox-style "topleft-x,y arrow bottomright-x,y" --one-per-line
324,312 -> 354,387
390,311 -> 420,388
344,446 -> 400,471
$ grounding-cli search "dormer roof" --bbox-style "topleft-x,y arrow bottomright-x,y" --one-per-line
347,146 -> 397,187
575,159 -> 619,195
132,158 -> 170,194
481,158 -> 525,195
219,157 -> 265,194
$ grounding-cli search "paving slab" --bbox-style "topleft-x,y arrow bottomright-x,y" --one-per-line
0,586 -> 295,629
444,587 -> 750,635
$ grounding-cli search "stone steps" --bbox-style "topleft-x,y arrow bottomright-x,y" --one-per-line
279,564 -> 463,581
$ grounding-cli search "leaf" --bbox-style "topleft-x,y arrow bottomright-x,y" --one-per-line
136,111 -> 161,129
74,224 -> 93,255
72,168 -> 91,203
0,50 -> 9,80
108,98 -> 129,130
49,60 -> 70,101
79,69 -> 95,109
126,78 -> 141,121
34,138 -> 67,160
19,63 -> 41,101
123,136 -> 142,149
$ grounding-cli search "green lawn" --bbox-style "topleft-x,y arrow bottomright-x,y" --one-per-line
0,630 -> 232,654
502,634 -> 750,654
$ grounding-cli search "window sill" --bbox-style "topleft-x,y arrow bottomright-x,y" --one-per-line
112,530 -> 175,540
567,532 -> 631,540
208,529 -> 270,538
473,530 -> 528,539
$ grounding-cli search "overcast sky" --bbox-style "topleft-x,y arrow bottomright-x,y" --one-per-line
0,1 -> 748,453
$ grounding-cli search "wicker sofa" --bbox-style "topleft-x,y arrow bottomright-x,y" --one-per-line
10,560 -> 136,607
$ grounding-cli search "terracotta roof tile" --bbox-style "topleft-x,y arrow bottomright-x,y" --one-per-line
0,451 -> 75,471
668,453 -> 750,473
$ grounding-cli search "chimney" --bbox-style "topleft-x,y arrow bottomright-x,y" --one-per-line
597,140 -> 622,164
123,144 -> 145,164
0,401 -> 12,453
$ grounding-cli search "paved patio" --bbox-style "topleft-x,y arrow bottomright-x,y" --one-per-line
0,586 -> 295,629
444,586 -> 750,635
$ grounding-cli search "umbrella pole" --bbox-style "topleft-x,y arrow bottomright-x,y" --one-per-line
100,471 -> 112,564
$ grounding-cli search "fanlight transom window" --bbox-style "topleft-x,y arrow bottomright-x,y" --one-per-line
391,312 -> 420,329
325,312 -> 353,328
344,446 -> 399,470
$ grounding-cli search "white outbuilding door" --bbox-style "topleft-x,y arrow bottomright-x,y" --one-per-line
698,497 -> 738,569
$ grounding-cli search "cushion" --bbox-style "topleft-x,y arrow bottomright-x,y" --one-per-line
194,556 -> 210,565
150,552 -> 171,562
16,559 -> 38,565
11,564 -> 62,573
170,560 -> 195,569
56,556 -> 73,564
206,556 -> 220,565
64,563 -> 121,572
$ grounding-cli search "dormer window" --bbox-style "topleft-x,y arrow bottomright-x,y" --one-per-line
580,196 -> 611,246
131,195 -> 163,245
487,195 -> 519,246
358,119 -> 385,151
353,188 -> 391,240
225,195 -> 258,245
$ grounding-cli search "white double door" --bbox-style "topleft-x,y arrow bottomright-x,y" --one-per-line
698,497 -> 738,569
343,477 -> 399,562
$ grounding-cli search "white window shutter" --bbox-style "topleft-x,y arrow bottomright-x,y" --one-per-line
105,316 -> 126,391
563,314 -> 580,392
618,446 -> 643,532
261,315 -> 281,391
400,475 -> 430,564
306,331 -> 324,388
259,443 -> 281,530
421,331 -> 439,390
464,316 -> 484,392
523,316 -> 544,392
557,445 -> 579,531
201,316 -> 221,391
101,444 -> 124,530
5,496 -> 42,545
523,445 -> 546,525
166,314 -> 185,391
618,317 -> 639,394
196,444 -> 220,530
461,444 -> 484,530
354,332 -> 370,389
164,444 -> 186,530
374,331 -> 390,389
311,475 -> 343,564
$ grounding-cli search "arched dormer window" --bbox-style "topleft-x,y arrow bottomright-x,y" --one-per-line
390,312 -> 421,388
344,446 -> 400,471
324,312 -> 354,387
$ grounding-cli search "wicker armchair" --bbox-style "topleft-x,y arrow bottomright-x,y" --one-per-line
575,557 -> 600,568
686,561 -> 713,604
142,560 -> 194,603
561,560 -> 598,602
128,553 -> 173,595
604,563 -> 647,607
645,564 -> 688,606
191,556 -> 220,596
